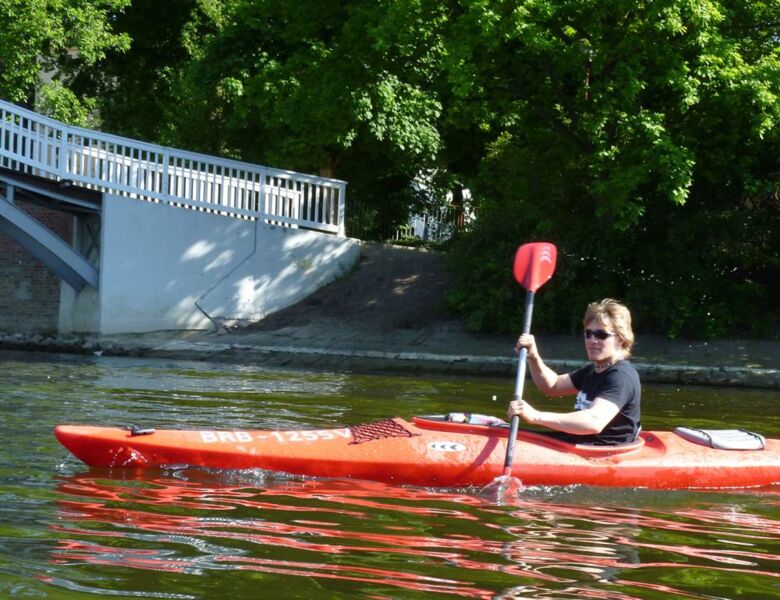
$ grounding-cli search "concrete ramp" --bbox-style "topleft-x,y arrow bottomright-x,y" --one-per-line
95,193 -> 359,334
0,198 -> 98,292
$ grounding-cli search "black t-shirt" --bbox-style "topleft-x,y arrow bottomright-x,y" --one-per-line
564,360 -> 641,445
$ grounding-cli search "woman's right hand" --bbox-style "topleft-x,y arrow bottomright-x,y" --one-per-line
515,333 -> 538,358
508,399 -> 541,424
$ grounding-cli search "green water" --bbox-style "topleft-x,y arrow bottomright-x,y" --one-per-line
2,349 -> 780,599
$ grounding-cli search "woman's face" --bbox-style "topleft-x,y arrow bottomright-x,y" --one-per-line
583,318 -> 624,364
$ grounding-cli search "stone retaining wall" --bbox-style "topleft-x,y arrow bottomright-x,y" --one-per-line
0,333 -> 776,389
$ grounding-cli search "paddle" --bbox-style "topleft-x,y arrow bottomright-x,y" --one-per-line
483,241 -> 557,500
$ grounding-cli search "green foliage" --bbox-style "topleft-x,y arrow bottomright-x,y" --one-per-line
444,0 -> 780,339
0,0 -> 129,117
34,82 -> 97,127
75,0 -> 216,143
88,0 -> 451,234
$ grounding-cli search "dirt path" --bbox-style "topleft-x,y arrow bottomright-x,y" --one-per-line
248,242 -> 460,333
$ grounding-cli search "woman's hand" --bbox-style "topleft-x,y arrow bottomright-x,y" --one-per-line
515,333 -> 539,359
508,399 -> 541,425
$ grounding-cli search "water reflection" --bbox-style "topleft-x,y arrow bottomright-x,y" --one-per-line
53,473 -> 494,597
50,472 -> 780,599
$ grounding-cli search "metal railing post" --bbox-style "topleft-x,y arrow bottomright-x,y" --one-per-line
337,183 -> 347,237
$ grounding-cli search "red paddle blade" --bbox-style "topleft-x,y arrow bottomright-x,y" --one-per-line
513,242 -> 557,292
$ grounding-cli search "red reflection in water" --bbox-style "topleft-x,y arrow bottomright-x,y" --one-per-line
52,474 -> 530,597
507,500 -> 780,541
50,473 -> 780,599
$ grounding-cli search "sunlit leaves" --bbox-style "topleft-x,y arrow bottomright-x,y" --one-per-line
0,0 -> 130,113
447,0 -> 780,337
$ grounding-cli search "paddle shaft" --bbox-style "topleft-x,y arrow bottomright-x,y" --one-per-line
502,289 -> 535,475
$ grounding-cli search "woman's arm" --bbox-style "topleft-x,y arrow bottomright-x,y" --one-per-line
509,397 -> 619,435
517,334 -> 577,396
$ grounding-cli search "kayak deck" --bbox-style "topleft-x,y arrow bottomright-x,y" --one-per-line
54,417 -> 780,490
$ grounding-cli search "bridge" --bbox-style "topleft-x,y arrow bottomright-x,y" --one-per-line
0,99 -> 358,335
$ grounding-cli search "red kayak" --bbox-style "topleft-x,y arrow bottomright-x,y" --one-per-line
54,416 -> 780,490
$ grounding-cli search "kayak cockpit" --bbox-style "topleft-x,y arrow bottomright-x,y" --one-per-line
411,415 -> 646,458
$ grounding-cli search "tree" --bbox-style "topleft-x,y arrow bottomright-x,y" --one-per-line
0,0 -> 130,124
61,0 -> 779,337
445,0 -> 780,338
74,0 -> 221,143
89,0 -> 448,238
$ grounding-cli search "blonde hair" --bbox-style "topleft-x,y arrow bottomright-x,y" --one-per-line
583,298 -> 635,357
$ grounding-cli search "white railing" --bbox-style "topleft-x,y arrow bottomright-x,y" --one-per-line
0,99 -> 346,235
393,205 -> 467,242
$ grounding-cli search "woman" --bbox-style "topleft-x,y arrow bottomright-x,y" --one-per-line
509,298 -> 640,445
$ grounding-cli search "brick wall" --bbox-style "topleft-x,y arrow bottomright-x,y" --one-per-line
0,199 -> 73,333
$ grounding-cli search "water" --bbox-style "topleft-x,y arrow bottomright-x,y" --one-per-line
2,350 -> 780,599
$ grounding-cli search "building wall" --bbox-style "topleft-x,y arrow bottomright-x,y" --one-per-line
0,199 -> 72,333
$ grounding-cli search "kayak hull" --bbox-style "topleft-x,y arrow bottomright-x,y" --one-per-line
54,417 -> 780,490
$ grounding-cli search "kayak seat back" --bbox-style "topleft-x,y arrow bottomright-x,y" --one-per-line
674,427 -> 766,450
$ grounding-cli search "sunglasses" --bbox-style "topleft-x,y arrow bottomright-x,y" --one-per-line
584,328 -> 614,341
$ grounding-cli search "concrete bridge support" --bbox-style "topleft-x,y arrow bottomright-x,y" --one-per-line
0,99 -> 358,335
88,194 -> 359,334
0,176 -> 359,335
